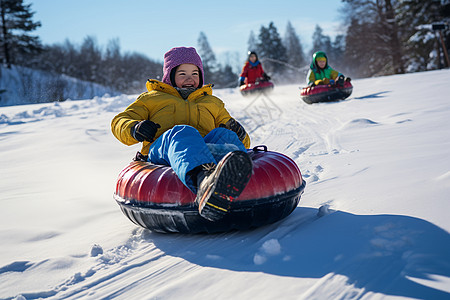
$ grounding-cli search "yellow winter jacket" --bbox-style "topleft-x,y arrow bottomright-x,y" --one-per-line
111,80 -> 251,155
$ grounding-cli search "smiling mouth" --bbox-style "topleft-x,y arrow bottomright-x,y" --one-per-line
182,84 -> 195,88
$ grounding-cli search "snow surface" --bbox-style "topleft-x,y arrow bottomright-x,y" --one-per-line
0,65 -> 116,107
1,69 -> 450,299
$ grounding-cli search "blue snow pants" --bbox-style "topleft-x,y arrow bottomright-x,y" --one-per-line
147,125 -> 247,193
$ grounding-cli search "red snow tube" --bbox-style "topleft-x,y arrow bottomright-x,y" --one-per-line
114,146 -> 306,233
240,80 -> 274,96
300,81 -> 353,104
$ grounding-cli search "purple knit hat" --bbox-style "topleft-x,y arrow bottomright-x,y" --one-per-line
162,47 -> 204,87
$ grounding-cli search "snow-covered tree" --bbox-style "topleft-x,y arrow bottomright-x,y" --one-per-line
397,0 -> 449,71
341,0 -> 404,76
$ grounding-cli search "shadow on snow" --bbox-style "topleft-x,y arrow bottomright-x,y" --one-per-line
142,207 -> 450,299
354,91 -> 390,100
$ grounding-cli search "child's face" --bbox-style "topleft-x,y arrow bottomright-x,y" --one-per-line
174,64 -> 200,88
317,59 -> 327,69
249,54 -> 257,63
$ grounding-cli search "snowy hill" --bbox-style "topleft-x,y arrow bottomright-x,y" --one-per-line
0,69 -> 449,299
0,65 -> 117,107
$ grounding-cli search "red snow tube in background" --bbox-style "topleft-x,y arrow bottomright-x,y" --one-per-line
240,80 -> 274,96
114,146 -> 306,233
301,81 -> 353,104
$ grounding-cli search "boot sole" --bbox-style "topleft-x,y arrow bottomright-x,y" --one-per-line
197,151 -> 253,221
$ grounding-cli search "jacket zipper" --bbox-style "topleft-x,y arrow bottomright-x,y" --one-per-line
185,100 -> 190,124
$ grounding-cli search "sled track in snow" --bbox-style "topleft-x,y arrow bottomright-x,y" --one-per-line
11,208 -> 328,300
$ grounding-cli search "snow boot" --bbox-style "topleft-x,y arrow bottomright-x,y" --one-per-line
336,75 -> 345,87
195,151 -> 253,221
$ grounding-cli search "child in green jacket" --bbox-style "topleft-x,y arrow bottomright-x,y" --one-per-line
307,51 -> 347,87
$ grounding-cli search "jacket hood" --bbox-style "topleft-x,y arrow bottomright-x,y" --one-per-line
310,51 -> 328,70
162,47 -> 205,87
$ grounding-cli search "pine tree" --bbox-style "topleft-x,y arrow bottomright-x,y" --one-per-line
310,25 -> 332,57
0,0 -> 41,68
383,0 -> 404,73
247,31 -> 257,52
329,34 -> 346,72
256,22 -> 287,74
196,31 -> 238,87
197,31 -> 217,84
215,64 -> 238,88
256,25 -> 270,58
344,18 -> 388,77
283,21 -> 306,68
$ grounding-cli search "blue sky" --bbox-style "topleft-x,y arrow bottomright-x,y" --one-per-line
32,0 -> 345,68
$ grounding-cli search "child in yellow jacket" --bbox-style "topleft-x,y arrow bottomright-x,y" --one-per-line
111,47 -> 252,221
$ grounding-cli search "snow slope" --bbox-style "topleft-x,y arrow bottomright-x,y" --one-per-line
0,69 -> 449,299
0,65 -> 117,107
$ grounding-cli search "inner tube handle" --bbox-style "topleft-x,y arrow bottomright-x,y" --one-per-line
252,145 -> 268,152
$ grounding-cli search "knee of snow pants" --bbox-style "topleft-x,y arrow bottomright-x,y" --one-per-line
148,125 -> 247,193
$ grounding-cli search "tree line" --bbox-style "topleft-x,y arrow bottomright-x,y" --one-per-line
32,37 -> 163,94
0,0 -> 163,95
199,0 -> 450,81
342,0 -> 450,77
1,0 -> 450,97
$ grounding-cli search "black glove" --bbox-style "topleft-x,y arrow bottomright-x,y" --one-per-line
131,120 -> 161,142
336,75 -> 345,87
219,118 -> 247,142
133,151 -> 149,162
239,81 -> 245,86
263,73 -> 271,81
